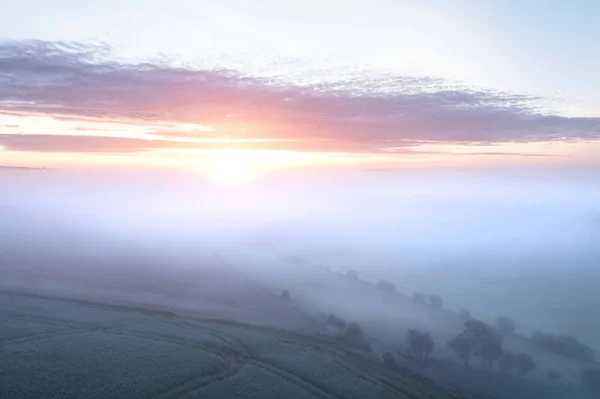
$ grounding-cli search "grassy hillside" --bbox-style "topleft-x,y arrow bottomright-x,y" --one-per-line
0,290 -> 460,399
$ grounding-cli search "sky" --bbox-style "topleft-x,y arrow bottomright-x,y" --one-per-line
0,0 -> 599,182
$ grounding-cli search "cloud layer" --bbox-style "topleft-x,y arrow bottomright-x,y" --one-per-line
1,40 -> 599,154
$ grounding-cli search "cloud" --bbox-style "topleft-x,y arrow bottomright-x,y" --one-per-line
0,40 -> 599,154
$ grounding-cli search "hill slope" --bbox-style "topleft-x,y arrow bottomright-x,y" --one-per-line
0,290 -> 460,399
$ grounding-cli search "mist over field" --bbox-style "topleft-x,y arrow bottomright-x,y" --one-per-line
2,167 -> 599,344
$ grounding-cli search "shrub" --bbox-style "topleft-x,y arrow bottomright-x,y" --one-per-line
382,352 -> 398,370
429,294 -> 442,309
346,269 -> 358,280
495,316 -> 516,335
459,309 -> 471,320
281,289 -> 291,301
412,292 -> 425,304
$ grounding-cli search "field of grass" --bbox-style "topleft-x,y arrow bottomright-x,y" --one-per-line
0,290 -> 460,399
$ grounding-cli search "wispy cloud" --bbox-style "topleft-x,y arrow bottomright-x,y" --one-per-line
1,40 -> 599,154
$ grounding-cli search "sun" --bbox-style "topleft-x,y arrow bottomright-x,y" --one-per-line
198,151 -> 270,186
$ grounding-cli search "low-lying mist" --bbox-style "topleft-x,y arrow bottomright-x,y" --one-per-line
1,166 -> 599,351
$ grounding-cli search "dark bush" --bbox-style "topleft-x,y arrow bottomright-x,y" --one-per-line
376,279 -> 396,294
382,352 -> 398,370
346,269 -> 358,280
495,316 -> 516,335
532,330 -> 594,361
429,294 -> 442,309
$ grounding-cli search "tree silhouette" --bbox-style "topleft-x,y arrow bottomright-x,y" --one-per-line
448,333 -> 474,368
449,319 -> 504,370
514,353 -> 535,378
346,269 -> 358,280
342,322 -> 371,352
281,289 -> 291,301
407,329 -> 435,361
429,294 -> 442,309
376,280 -> 396,294
344,322 -> 365,340
498,351 -> 516,375
495,316 -> 516,335
325,314 -> 346,329
412,292 -> 425,304
459,309 -> 471,320
474,329 -> 503,370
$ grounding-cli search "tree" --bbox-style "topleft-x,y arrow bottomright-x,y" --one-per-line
429,294 -> 442,309
495,316 -> 516,336
344,322 -> 365,340
325,314 -> 346,329
412,292 -> 425,304
382,352 -> 398,370
498,351 -> 516,374
459,309 -> 471,320
281,289 -> 291,301
376,280 -> 396,294
407,329 -> 435,361
342,322 -> 371,352
346,269 -> 358,280
464,319 -> 491,340
450,319 -> 504,371
474,330 -> 503,370
448,333 -> 474,368
514,353 -> 535,378
581,368 -> 600,394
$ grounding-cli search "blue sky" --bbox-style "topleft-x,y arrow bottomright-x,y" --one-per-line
0,0 -> 599,176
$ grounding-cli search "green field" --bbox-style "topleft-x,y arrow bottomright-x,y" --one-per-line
0,291 -> 458,399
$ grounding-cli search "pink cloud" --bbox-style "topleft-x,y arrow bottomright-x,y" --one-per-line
0,40 -> 598,154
